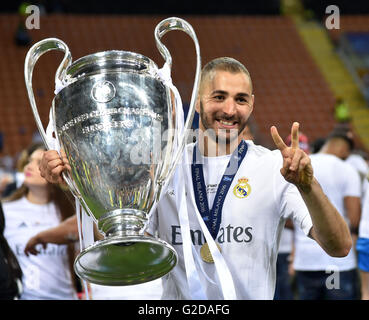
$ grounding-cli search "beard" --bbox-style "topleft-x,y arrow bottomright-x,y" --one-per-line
199,101 -> 248,145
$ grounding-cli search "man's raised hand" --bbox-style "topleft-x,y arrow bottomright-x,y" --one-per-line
270,122 -> 313,192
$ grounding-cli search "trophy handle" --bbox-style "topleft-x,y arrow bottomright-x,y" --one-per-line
154,17 -> 201,180
24,38 -> 81,197
24,38 -> 71,149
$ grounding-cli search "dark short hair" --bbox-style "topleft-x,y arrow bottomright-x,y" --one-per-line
327,128 -> 355,150
200,57 -> 253,93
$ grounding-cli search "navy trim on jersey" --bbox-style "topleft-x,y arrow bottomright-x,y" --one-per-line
191,140 -> 248,239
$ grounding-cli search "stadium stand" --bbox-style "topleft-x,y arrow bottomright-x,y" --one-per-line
0,14 -> 341,156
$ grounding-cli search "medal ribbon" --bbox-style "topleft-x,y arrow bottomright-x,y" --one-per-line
191,140 -> 248,239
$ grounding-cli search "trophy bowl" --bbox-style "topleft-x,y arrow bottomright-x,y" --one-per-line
24,17 -> 201,285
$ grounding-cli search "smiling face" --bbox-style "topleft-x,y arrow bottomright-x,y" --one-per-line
196,70 -> 254,146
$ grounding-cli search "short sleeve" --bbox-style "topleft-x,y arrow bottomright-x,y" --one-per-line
280,184 -> 313,236
342,163 -> 361,198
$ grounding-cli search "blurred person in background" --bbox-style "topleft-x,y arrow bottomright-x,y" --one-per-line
349,148 -> 369,300
293,128 -> 361,299
346,151 -> 369,199
2,143 -> 78,300
0,172 -> 14,199
24,212 -> 164,300
1,131 -> 46,199
1,148 -> 29,199
310,137 -> 326,154
0,154 -> 16,199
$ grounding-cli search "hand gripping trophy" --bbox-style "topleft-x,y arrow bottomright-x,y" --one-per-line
24,17 -> 201,286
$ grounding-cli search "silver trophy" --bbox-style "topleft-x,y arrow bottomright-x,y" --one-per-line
24,17 -> 201,286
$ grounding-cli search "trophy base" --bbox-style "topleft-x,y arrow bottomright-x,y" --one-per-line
74,235 -> 177,286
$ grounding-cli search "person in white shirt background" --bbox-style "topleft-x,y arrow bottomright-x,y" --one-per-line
346,151 -> 369,200
24,213 -> 163,300
39,57 -> 352,300
2,143 -> 78,300
348,142 -> 369,300
293,128 -> 361,300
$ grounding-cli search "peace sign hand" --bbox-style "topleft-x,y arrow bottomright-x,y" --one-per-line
270,122 -> 313,192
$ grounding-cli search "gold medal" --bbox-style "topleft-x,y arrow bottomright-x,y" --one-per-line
200,242 -> 221,263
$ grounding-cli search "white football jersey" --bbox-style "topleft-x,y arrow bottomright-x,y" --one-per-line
3,197 -> 77,300
293,153 -> 361,271
147,141 -> 312,300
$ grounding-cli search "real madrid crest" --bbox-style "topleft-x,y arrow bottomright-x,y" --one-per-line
233,177 -> 251,199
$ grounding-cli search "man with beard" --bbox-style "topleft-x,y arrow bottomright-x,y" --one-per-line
39,57 -> 351,300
